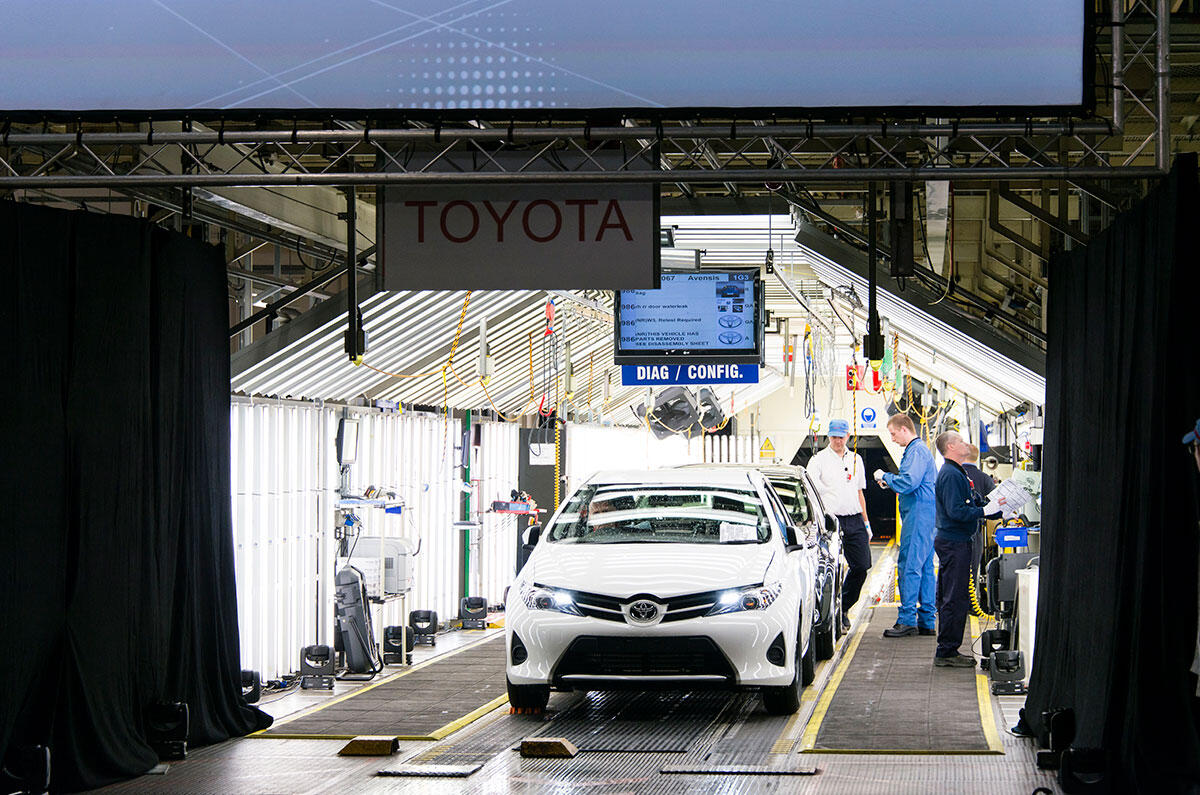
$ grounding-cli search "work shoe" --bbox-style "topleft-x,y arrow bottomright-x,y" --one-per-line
934,653 -> 976,668
883,623 -> 918,638
918,627 -> 936,636
841,614 -> 851,633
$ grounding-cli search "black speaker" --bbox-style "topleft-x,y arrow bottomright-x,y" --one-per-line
0,744 -> 50,795
300,644 -> 335,690
145,701 -> 189,761
241,670 -> 262,704
410,610 -> 439,646
1058,747 -> 1110,793
460,596 -> 488,629
383,625 -> 414,665
888,181 -> 915,277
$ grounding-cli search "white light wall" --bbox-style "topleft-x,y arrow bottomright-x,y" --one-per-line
231,400 -> 327,683
473,421 -> 521,605
231,401 -> 464,680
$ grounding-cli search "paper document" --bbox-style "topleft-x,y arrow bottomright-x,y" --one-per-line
985,479 -> 1034,518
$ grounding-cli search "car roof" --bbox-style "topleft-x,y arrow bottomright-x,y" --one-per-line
676,462 -> 808,480
586,467 -> 764,489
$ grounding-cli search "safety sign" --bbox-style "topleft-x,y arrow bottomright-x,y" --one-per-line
859,406 -> 877,430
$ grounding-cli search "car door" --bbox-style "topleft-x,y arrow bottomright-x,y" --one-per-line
761,479 -> 815,651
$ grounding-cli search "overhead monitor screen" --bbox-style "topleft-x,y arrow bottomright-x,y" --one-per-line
614,270 -> 764,365
1,1 -> 1085,113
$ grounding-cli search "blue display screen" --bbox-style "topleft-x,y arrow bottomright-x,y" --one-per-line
0,1 -> 1084,111
617,271 -> 758,355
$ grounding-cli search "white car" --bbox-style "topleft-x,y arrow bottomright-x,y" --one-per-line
505,467 -> 817,715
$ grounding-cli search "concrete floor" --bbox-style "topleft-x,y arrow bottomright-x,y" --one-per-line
92,544 -> 1062,794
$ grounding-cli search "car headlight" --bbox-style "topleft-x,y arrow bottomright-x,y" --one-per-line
520,583 -> 583,616
708,581 -> 784,616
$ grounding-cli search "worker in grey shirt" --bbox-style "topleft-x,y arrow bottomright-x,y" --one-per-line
808,418 -> 872,632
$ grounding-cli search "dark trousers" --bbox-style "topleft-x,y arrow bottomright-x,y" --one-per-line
838,514 -> 872,613
934,536 -> 972,657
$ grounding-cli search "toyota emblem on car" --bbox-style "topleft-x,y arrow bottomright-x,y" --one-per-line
627,600 -> 660,624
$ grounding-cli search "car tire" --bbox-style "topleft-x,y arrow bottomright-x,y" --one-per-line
506,677 -> 550,711
832,573 -> 845,639
762,635 -> 802,715
813,619 -> 835,661
800,633 -> 816,686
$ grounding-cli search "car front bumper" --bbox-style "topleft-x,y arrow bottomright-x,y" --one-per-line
506,597 -> 799,689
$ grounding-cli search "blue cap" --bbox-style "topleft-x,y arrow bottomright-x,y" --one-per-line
1183,417 -> 1200,445
828,419 -> 850,437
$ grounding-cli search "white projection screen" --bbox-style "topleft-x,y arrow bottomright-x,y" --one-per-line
1,1 -> 1085,113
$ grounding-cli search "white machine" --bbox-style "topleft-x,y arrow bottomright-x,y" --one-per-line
339,535 -> 414,598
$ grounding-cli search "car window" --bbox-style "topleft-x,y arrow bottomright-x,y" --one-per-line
768,476 -> 811,525
761,483 -> 795,546
544,484 -> 771,545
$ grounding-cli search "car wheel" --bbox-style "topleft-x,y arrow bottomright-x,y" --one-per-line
800,632 -> 816,687
762,635 -> 802,715
813,618 -> 835,661
832,573 -> 845,639
506,677 -> 550,711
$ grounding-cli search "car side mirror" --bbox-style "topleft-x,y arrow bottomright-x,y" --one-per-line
527,524 -> 542,545
824,514 -> 838,535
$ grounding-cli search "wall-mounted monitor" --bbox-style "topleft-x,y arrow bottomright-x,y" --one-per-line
614,269 -> 765,365
0,1 -> 1087,115
336,418 -> 360,466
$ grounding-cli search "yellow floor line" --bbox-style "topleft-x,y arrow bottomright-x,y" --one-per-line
425,694 -> 510,740
970,615 -> 1006,754
250,632 -> 503,738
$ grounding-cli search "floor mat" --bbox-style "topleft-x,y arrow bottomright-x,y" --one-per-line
803,605 -> 1002,754
256,634 -> 508,740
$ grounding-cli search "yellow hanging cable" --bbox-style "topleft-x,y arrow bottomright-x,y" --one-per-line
554,416 -> 561,510
587,352 -> 595,410
446,362 -> 533,423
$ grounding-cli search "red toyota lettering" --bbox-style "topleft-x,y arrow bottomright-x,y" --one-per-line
482,200 -> 519,242
440,200 -> 479,243
522,199 -> 562,243
596,199 -> 633,241
565,199 -> 598,242
405,200 -> 437,243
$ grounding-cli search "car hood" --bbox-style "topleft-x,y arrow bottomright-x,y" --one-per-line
528,542 -> 777,598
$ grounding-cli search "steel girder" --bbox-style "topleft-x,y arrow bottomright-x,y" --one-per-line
0,1 -> 1171,190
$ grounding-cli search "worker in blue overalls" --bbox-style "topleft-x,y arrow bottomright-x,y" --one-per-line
874,412 -> 938,637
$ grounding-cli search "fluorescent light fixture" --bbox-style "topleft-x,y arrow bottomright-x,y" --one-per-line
805,251 -> 1045,407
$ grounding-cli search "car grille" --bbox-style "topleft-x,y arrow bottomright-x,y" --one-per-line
567,588 -> 728,624
553,635 -> 735,680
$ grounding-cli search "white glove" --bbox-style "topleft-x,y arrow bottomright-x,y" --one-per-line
873,469 -> 885,482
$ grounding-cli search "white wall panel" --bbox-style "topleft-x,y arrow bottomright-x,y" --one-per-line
475,421 -> 521,604
231,401 -> 327,683
232,402 -> 507,679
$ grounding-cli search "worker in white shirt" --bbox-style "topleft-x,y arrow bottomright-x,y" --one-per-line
807,418 -> 873,632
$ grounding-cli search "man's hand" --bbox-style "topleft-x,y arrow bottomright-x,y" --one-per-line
873,469 -> 887,488
864,521 -> 873,541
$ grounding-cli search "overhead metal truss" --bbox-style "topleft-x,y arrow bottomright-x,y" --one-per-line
0,1 -> 1171,190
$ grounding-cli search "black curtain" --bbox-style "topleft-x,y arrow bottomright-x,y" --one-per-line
0,202 -> 270,792
1026,155 -> 1200,791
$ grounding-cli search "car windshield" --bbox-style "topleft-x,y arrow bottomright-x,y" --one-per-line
545,484 -> 771,544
